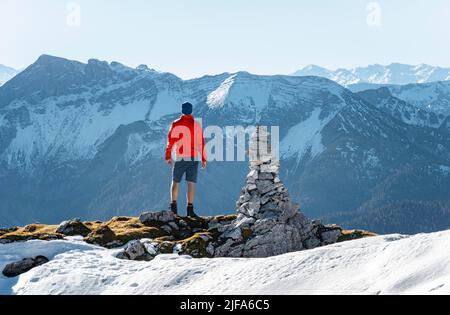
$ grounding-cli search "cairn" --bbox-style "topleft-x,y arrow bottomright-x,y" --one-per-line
215,126 -> 341,257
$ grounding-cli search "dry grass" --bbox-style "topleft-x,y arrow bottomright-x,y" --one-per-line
0,215 -> 236,248
338,229 -> 378,242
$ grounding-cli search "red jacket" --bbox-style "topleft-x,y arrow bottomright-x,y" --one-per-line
165,115 -> 207,163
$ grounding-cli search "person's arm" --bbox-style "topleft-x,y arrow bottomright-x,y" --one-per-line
165,123 -> 175,164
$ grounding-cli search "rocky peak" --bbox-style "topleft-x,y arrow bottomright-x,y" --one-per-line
85,59 -> 114,80
0,55 -> 86,107
136,64 -> 158,73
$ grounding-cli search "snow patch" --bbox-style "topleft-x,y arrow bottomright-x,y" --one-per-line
1,230 -> 449,295
148,89 -> 183,121
0,240 -> 101,295
125,134 -> 162,165
207,74 -> 237,109
281,109 -> 334,160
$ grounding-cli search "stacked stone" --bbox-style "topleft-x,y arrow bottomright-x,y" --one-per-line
215,126 -> 341,258
236,125 -> 290,221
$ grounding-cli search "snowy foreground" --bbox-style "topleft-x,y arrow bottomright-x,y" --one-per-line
1,231 -> 449,295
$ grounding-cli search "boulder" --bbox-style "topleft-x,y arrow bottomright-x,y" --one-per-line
85,225 -> 115,246
116,240 -> 159,261
319,225 -> 343,245
56,219 -> 91,237
2,256 -> 49,278
124,240 -> 154,261
179,233 -> 215,258
139,211 -> 176,225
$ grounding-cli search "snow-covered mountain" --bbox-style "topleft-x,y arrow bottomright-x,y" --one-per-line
293,63 -> 450,86
386,81 -> 450,116
1,55 -> 449,233
1,230 -> 449,295
0,64 -> 19,86
357,87 -> 448,130
348,81 -> 450,116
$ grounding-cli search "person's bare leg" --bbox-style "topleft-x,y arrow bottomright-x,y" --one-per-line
187,182 -> 196,205
171,182 -> 179,203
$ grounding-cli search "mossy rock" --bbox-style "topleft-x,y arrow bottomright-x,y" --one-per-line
110,216 -> 133,222
242,228 -> 253,240
23,224 -> 42,233
56,220 -> 92,237
0,232 -> 63,243
114,227 -> 166,245
179,232 -> 214,258
0,224 -> 62,243
84,225 -> 116,247
338,230 -> 377,242
214,215 -> 238,223
158,241 -> 176,254
181,216 -> 209,230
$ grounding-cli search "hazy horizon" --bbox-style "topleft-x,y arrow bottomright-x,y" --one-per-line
3,54 -> 450,81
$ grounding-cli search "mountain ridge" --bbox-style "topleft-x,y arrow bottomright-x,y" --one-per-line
0,55 -> 449,233
293,63 -> 450,86
0,64 -> 19,87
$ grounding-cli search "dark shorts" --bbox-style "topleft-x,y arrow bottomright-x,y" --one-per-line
173,160 -> 200,183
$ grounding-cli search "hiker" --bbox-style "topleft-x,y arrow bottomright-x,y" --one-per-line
165,102 -> 207,217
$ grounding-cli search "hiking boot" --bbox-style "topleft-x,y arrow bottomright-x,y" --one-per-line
170,201 -> 178,215
186,204 -> 199,218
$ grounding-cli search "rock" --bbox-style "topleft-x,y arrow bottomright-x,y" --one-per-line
115,251 -> 130,260
260,201 -> 280,213
143,242 -> 159,255
258,172 -> 274,180
85,225 -> 115,246
117,240 -> 158,261
304,236 -> 322,249
180,233 -> 215,258
168,221 -> 179,231
160,225 -> 172,234
246,170 -> 259,184
124,240 -> 150,261
213,239 -> 234,257
206,243 -> 215,256
247,201 -> 261,216
139,211 -> 176,225
222,227 -> 242,240
238,193 -> 252,205
235,217 -> 255,228
255,180 -> 273,194
260,164 -> 280,173
319,225 -> 343,245
321,229 -> 342,245
56,219 -> 91,237
2,256 -> 49,278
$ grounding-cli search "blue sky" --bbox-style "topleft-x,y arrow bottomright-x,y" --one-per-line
1,0 -> 450,78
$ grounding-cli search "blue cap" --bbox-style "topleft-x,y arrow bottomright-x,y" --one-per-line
182,102 -> 193,115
